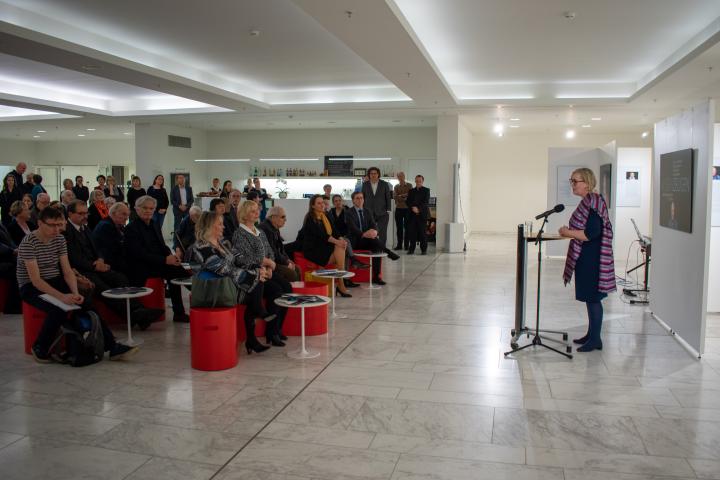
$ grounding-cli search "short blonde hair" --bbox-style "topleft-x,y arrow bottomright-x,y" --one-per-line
572,168 -> 597,192
237,199 -> 259,223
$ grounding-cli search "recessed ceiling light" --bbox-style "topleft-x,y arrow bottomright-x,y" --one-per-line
77,134 -> 86,137
123,132 -> 132,135
510,118 -> 520,121
641,131 -> 649,138
591,117 -> 602,121
581,124 -> 591,128
32,135 -> 40,138
86,128 -> 96,131
36,130 -> 46,133
509,125 -> 520,128
565,129 -> 576,139
493,122 -> 504,134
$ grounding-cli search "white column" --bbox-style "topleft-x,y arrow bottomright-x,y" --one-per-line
436,115 -> 470,252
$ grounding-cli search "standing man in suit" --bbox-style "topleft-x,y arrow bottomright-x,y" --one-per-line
125,195 -> 190,323
393,171 -> 412,251
347,191 -> 399,285
64,200 -> 163,328
223,189 -> 242,241
171,174 -> 194,232
361,166 -> 392,248
406,175 -> 430,255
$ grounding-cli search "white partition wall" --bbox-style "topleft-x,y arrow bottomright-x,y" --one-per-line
708,124 -> 720,312
650,101 -> 714,355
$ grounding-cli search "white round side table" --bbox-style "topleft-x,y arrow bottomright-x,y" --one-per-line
274,294 -> 330,359
353,252 -> 388,290
311,270 -> 355,319
101,287 -> 154,347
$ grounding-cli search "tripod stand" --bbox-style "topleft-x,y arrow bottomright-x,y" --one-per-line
623,243 -> 650,305
505,217 -> 573,359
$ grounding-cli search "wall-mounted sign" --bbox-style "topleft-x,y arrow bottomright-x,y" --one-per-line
325,156 -> 354,176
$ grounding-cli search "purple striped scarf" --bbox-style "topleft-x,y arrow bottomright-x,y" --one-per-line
563,193 -> 616,293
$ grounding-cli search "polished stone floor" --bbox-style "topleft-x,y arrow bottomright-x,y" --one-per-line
0,234 -> 719,479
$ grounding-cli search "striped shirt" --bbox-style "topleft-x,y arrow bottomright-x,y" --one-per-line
17,232 -> 67,288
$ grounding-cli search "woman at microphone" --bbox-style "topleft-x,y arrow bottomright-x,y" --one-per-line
558,168 -> 615,352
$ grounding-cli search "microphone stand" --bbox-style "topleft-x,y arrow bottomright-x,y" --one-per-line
505,216 -> 573,359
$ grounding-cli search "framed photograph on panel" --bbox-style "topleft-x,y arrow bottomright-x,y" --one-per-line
617,167 -> 642,207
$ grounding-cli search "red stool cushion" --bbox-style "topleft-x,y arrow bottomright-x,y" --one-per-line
140,278 -> 166,321
283,281 -> 328,336
349,250 -> 381,283
235,304 -> 267,344
190,307 -> 237,371
22,302 -> 68,355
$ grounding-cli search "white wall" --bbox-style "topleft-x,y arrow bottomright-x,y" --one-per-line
651,101 -> 713,355
708,125 -> 720,312
0,139 -> 35,167
470,132 -> 651,234
615,148 -> 652,277
458,120 -> 473,236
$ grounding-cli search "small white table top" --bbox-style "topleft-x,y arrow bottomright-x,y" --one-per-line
274,294 -> 330,309
101,287 -> 153,300
170,277 -> 193,286
312,270 -> 356,279
354,252 -> 388,258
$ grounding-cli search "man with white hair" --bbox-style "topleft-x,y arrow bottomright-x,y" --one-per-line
125,195 -> 190,322
30,192 -> 50,225
258,205 -> 301,282
59,190 -> 76,218
92,202 -> 129,269
174,205 -> 201,259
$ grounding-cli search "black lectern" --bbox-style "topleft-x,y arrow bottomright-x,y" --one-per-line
505,223 -> 573,359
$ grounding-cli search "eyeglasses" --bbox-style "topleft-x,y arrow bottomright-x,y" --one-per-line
41,221 -> 64,228
569,179 -> 585,185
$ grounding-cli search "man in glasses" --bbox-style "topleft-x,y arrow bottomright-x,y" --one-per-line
18,207 -> 138,362
258,206 -> 301,282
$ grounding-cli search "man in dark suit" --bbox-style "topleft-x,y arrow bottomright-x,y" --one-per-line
406,175 -> 431,255
170,174 -> 194,232
9,162 -> 26,195
347,191 -> 399,285
125,195 -> 190,322
93,202 -> 128,270
223,189 -> 241,241
72,175 -> 90,203
361,166 -> 393,247
65,200 -> 163,329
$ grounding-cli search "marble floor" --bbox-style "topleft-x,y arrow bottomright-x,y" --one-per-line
0,234 -> 719,479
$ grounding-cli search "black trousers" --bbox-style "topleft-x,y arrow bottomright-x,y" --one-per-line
375,213 -> 390,248
394,208 -> 409,248
0,259 -> 20,313
20,276 -> 117,354
263,276 -> 291,338
407,213 -> 428,253
354,237 -> 388,279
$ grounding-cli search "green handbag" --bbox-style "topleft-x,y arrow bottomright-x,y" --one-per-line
190,276 -> 238,308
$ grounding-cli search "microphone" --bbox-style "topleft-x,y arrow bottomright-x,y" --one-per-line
535,204 -> 565,220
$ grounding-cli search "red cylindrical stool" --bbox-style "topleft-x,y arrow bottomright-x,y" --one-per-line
141,277 -> 166,321
235,304 -> 266,344
283,281 -> 328,336
22,302 -> 47,354
190,307 -> 237,371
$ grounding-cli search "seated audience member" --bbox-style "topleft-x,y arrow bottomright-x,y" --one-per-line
30,174 -> 46,203
189,211 -> 271,354
60,190 -> 76,217
232,200 -> 290,346
48,203 -> 67,233
64,200 -> 163,329
246,190 -> 267,222
322,195 -> 331,212
125,195 -> 190,322
104,196 -> 116,211
22,173 -> 35,197
18,207 -> 137,362
88,190 -> 109,230
258,206 -> 301,282
174,205 -> 201,259
21,193 -> 33,210
104,175 -> 124,202
209,178 -> 221,195
0,221 -> 21,313
323,184 -> 332,197
346,191 -> 399,285
210,197 -> 226,215
9,200 -> 37,246
299,194 -> 352,297
328,194 -> 366,272
92,202 -> 129,270
62,178 -> 74,192
220,180 -> 233,199
30,193 -> 50,225
72,176 -> 90,203
242,178 -> 253,194
223,189 -> 241,241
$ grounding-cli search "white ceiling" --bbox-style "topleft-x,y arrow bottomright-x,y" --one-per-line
0,0 -> 719,136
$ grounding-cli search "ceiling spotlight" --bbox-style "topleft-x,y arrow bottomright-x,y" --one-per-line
591,117 -> 602,121
641,131 -> 649,138
493,122 -> 504,136
77,134 -> 85,137
123,132 -> 132,135
32,135 -> 40,138
36,130 -> 46,133
565,129 -> 576,139
581,124 -> 591,128
86,128 -> 96,131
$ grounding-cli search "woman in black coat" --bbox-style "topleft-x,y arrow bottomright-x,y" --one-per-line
0,174 -> 23,226
299,194 -> 351,296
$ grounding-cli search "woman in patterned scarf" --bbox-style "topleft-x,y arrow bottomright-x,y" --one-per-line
559,168 -> 616,352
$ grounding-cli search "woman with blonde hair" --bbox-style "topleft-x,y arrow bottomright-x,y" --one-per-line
232,200 -> 291,347
190,211 -> 272,354
88,189 -> 109,230
558,167 -> 615,352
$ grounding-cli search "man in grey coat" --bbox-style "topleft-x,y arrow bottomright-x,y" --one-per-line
361,166 -> 392,247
